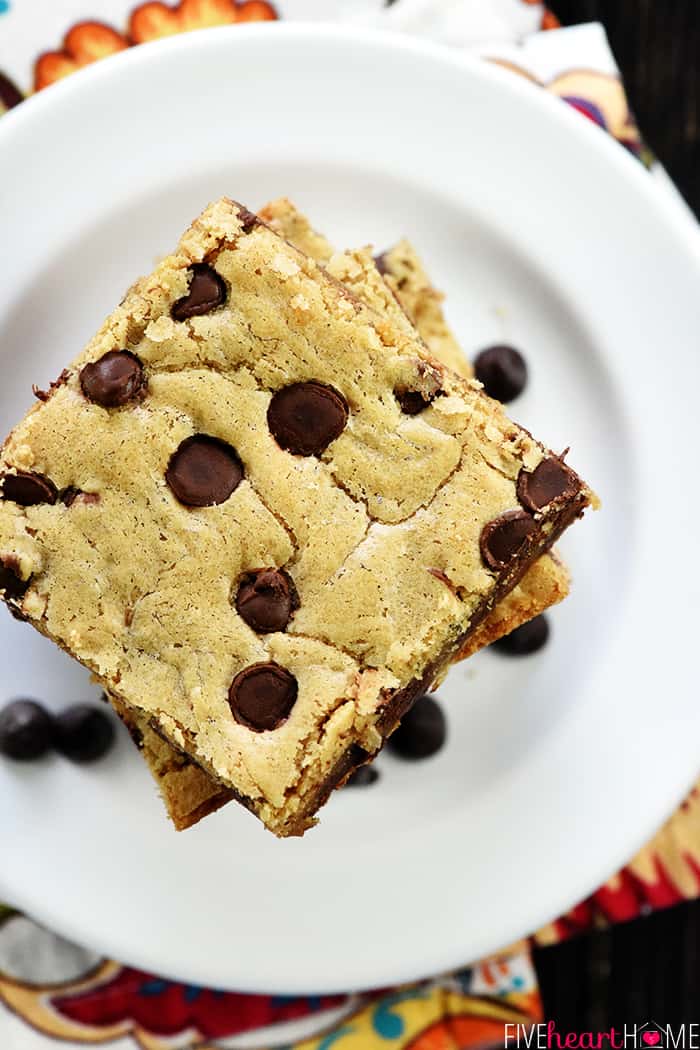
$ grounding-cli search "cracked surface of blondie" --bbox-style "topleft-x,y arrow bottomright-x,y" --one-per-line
0,198 -> 592,835
261,198 -> 470,378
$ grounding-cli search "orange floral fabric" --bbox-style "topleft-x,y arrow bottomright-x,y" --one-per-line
35,22 -> 128,91
32,0 -> 278,92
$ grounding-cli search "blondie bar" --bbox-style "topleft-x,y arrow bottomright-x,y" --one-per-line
114,225 -> 570,830
113,207 -> 572,831
111,694 -> 234,830
0,199 -> 593,835
260,199 -> 572,662
115,223 -> 572,832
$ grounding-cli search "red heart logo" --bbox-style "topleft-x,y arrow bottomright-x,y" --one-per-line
643,1034 -> 660,1046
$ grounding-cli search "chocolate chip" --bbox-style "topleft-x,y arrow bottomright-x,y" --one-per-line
124,720 -> 144,750
235,568 -> 299,633
61,488 -> 100,507
171,264 -> 227,321
267,382 -> 348,456
166,435 -> 243,507
387,695 -> 446,760
0,72 -> 23,111
1,556 -> 30,618
517,457 -> 578,513
345,764 -> 380,787
395,388 -> 434,415
80,351 -> 145,408
54,704 -> 115,763
61,488 -> 79,507
0,700 -> 54,761
228,662 -> 298,732
493,614 -> 550,656
395,363 -> 442,415
374,252 -> 389,276
474,345 -> 528,403
480,510 -> 537,571
0,559 -> 29,601
237,206 -> 259,233
2,471 -> 57,506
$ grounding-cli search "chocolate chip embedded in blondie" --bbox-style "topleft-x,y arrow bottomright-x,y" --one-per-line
0,198 -> 593,836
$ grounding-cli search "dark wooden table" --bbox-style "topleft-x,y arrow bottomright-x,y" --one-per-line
535,900 -> 700,1024
535,0 -> 699,1023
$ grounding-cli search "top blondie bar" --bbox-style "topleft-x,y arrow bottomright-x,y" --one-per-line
117,200 -> 572,832
0,199 -> 593,835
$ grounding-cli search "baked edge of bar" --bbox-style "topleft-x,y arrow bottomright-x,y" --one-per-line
277,489 -> 588,835
105,486 -> 587,837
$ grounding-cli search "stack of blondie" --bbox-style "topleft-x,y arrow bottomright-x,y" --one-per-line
0,197 -> 594,837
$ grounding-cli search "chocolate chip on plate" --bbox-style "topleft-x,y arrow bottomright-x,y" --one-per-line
166,435 -> 243,507
80,350 -> 145,408
474,345 -> 528,403
480,510 -> 536,571
345,764 -> 380,787
387,695 -> 446,760
267,382 -> 348,456
235,568 -> 299,633
493,614 -> 550,656
1,471 -> 57,506
517,457 -> 578,513
171,263 -> 227,321
229,662 -> 298,732
0,699 -> 54,760
53,704 -> 115,763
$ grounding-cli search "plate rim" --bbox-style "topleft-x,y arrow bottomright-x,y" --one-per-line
1,22 -> 697,252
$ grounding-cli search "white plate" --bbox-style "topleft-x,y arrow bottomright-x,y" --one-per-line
0,25 -> 699,994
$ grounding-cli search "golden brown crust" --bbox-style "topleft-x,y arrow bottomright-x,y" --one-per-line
111,696 -> 234,830
460,550 -> 570,659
